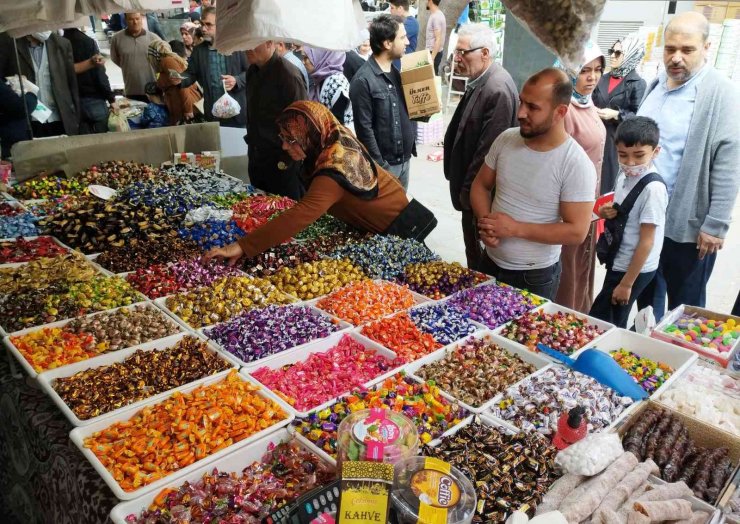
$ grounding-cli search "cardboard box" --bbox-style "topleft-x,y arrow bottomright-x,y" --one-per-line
400,50 -> 442,120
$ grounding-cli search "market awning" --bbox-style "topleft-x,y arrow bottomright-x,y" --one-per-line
0,0 -> 366,53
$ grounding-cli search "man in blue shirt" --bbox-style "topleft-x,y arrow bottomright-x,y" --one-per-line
390,0 -> 418,54
636,11 -> 740,319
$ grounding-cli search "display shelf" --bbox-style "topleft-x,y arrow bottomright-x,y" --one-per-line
109,426 -> 332,524
406,331 -> 552,414
69,371 -> 295,501
198,304 -> 353,369
37,332 -> 239,427
3,301 -> 177,378
243,331 -> 405,418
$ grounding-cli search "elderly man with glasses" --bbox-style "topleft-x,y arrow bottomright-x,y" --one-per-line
443,23 -> 518,271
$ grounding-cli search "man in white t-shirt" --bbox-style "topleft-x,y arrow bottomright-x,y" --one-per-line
470,68 -> 597,299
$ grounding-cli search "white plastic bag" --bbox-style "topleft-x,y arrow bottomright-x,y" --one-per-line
634,306 -> 656,335
502,0 -> 607,69
108,111 -> 130,133
211,80 -> 241,119
555,432 -> 623,476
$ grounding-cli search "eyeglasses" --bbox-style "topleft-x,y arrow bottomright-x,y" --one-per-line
453,46 -> 484,57
608,49 -> 623,57
279,133 -> 298,146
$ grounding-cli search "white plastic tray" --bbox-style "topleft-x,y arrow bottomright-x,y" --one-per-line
154,286 -> 299,330
406,331 -> 553,414
310,279 -> 430,326
3,302 -> 180,378
243,331 -> 405,417
109,426 -> 334,524
37,332 -> 240,427
582,328 -> 698,400
200,304 -> 353,369
0,235 -> 73,268
69,370 -> 295,501
493,301 -> 616,361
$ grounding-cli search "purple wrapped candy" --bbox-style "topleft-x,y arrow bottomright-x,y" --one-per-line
447,283 -> 540,329
168,258 -> 244,288
204,304 -> 342,363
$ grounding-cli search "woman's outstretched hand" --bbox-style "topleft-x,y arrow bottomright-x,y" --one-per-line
204,242 -> 244,266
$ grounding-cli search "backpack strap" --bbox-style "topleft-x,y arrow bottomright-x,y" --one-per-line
615,173 -> 666,216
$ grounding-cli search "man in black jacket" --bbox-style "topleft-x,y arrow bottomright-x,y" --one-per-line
64,28 -> 114,134
444,23 -> 518,270
245,41 -> 307,199
350,14 -> 416,190
181,7 -> 249,127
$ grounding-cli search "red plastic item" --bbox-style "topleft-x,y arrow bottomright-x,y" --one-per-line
553,405 -> 588,450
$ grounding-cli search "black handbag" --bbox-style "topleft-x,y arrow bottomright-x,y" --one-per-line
384,198 -> 438,241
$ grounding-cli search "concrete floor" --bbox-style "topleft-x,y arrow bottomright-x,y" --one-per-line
100,47 -> 739,315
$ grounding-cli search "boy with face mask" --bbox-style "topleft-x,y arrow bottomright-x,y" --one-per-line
590,116 -> 667,328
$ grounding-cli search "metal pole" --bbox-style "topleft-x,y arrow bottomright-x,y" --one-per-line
12,37 -> 34,142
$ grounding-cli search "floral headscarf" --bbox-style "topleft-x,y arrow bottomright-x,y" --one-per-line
276,101 -> 378,199
610,34 -> 646,78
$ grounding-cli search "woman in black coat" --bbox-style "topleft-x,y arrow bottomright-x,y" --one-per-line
593,35 -> 646,194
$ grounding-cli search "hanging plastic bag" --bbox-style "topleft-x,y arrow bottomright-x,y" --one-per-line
502,0 -> 607,70
211,80 -> 241,119
108,111 -> 130,132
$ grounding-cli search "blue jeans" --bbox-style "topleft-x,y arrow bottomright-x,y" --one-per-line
387,160 -> 410,191
479,255 -> 562,300
590,269 -> 656,328
636,237 -> 716,321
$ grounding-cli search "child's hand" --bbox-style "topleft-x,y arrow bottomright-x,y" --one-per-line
599,203 -> 617,219
611,282 -> 632,306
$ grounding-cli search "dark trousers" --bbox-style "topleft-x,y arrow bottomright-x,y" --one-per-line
79,97 -> 109,134
636,237 -> 716,321
31,121 -> 65,138
479,254 -> 562,300
590,269 -> 656,328
461,210 -> 482,271
434,52 -> 443,76
247,149 -> 305,200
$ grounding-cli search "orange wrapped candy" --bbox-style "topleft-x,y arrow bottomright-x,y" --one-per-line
83,370 -> 287,492
316,280 -> 414,326
361,312 -> 442,363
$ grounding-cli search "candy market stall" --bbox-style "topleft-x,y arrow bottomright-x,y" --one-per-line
1,154 -> 736,524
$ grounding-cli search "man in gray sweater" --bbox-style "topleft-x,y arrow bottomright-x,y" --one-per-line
637,11 -> 740,319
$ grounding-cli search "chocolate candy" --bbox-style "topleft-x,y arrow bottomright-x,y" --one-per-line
0,202 -> 24,217
52,335 -> 230,419
300,231 -> 371,256
423,421 -> 558,522
293,214 -> 354,241
408,303 -> 478,345
204,304 -> 342,363
0,212 -> 38,238
40,199 -> 180,254
447,283 -> 543,329
361,312 -> 443,362
76,161 -> 163,189
83,370 -> 288,492
500,310 -> 605,355
491,366 -> 634,436
329,235 -> 440,280
399,261 -> 488,299
240,242 -> 322,278
414,336 -> 537,407
165,275 -> 296,328
10,175 -> 86,199
0,236 -> 68,263
126,258 -> 243,299
251,334 -> 404,411
177,219 -> 245,250
160,163 -> 250,196
10,304 -> 181,372
292,373 -> 468,454
610,349 -> 673,394
268,259 -> 367,300
316,280 -> 414,326
114,181 -> 210,216
0,253 -> 98,294
127,440 -> 335,523
96,237 -> 202,274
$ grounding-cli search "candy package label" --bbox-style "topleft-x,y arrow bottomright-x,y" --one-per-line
413,458 -> 461,524
353,408 -> 401,461
337,461 -> 393,524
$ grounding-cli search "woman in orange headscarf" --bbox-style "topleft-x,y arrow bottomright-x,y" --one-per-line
206,101 -> 431,263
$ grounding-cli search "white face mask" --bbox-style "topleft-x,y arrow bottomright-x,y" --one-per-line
31,31 -> 52,42
619,162 -> 651,178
